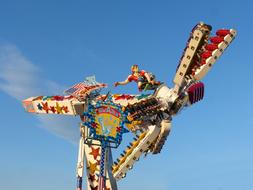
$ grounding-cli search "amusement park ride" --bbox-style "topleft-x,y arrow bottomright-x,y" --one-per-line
22,22 -> 237,190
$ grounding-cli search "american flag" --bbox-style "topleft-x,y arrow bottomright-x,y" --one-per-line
98,175 -> 105,190
65,82 -> 88,97
65,81 -> 107,99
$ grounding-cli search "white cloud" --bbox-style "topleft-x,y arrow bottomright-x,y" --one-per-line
0,44 -> 79,143
0,44 -> 42,100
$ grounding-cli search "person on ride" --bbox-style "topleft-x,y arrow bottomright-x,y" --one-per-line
114,64 -> 160,91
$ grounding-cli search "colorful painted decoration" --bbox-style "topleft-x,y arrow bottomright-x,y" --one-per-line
89,147 -> 100,160
88,174 -> 96,182
55,102 -> 63,114
62,106 -> 69,113
37,103 -> 43,110
88,161 -> 99,174
114,94 -> 135,100
50,106 -> 56,113
82,94 -> 129,146
42,102 -> 50,113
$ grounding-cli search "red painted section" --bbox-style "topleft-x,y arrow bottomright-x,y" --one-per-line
187,82 -> 204,104
210,36 -> 224,44
216,29 -> 230,37
205,44 -> 218,51
201,51 -> 212,59
201,59 -> 207,65
114,94 -> 135,100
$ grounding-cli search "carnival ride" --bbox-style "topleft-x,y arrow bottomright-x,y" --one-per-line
22,22 -> 237,190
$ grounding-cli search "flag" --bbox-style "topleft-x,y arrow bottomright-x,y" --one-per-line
98,175 -> 105,190
65,82 -> 88,97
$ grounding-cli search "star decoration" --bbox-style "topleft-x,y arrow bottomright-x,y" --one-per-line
62,106 -> 69,113
42,102 -> 50,113
88,174 -> 96,182
55,102 -> 63,114
50,106 -> 56,113
89,185 -> 98,190
88,161 -> 98,174
89,147 -> 100,160
116,126 -> 121,132
37,103 -> 43,110
91,122 -> 98,128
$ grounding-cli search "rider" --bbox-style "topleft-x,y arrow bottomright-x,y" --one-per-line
114,64 -> 160,91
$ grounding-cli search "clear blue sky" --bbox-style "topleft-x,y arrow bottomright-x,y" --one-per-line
0,1 -> 252,190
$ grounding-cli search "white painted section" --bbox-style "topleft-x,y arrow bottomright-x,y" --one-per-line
173,28 -> 204,86
155,85 -> 178,110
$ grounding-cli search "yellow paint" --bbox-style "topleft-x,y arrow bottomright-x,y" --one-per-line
88,161 -> 98,174
55,102 -> 63,114
95,113 -> 120,138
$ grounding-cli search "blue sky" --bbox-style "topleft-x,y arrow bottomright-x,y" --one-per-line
0,0 -> 252,190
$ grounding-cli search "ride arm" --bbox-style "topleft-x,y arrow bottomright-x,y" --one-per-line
22,95 -> 85,116
173,22 -> 237,95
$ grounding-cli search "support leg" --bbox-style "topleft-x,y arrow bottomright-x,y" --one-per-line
76,137 -> 85,190
84,142 -> 118,190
